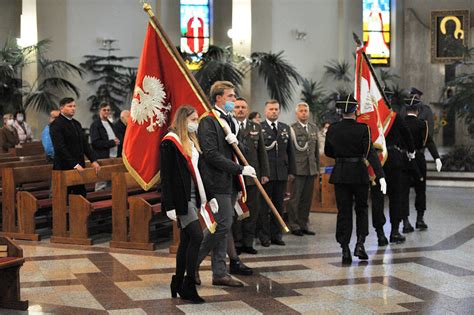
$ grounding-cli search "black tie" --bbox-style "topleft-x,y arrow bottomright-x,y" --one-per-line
223,114 -> 235,134
303,125 -> 308,134
240,122 -> 244,131
271,122 -> 277,136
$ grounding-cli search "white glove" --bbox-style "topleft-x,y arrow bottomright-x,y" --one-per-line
407,151 -> 416,160
208,198 -> 219,214
225,133 -> 238,145
166,209 -> 177,221
435,158 -> 442,172
379,178 -> 387,195
242,165 -> 257,178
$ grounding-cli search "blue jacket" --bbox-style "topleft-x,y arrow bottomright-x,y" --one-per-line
41,125 -> 54,158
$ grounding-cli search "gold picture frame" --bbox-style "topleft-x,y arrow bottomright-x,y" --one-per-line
431,10 -> 469,63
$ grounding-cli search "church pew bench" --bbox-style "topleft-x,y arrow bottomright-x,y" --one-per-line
0,237 -> 28,310
8,141 -> 45,157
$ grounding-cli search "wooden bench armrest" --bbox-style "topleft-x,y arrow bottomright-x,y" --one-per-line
0,237 -> 23,258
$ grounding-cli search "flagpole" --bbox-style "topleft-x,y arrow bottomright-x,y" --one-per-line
352,33 -> 391,110
142,3 -> 289,233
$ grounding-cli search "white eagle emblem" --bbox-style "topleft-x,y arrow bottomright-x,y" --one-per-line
130,76 -> 171,132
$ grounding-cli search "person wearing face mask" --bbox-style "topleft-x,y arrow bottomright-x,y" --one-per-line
0,113 -> 21,153
13,110 -> 33,144
161,105 -> 208,303
90,103 -> 120,160
195,81 -> 257,288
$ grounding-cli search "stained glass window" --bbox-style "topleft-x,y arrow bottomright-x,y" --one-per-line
180,0 -> 210,69
363,0 -> 391,66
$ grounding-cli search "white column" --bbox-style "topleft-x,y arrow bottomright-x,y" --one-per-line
232,0 -> 252,100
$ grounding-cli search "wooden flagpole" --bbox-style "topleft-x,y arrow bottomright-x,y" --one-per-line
142,3 -> 289,233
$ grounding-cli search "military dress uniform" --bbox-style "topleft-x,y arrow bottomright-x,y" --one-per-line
324,95 -> 384,264
287,121 -> 320,235
234,119 -> 270,252
258,119 -> 296,246
402,97 -> 440,230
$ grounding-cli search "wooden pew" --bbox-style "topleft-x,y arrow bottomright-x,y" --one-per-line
50,163 -> 127,245
0,154 -> 46,164
8,142 -> 44,156
109,172 -> 161,250
0,237 -> 28,310
0,158 -> 123,241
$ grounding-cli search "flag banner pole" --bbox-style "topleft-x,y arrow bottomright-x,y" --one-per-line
352,33 -> 391,110
142,2 -> 289,233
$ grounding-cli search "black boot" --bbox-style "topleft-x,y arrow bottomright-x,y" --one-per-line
390,221 -> 406,243
376,228 -> 388,246
403,218 -> 415,233
170,275 -> 183,298
181,275 -> 205,303
354,236 -> 368,260
416,211 -> 428,230
342,244 -> 352,265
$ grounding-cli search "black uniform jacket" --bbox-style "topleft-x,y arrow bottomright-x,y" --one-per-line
324,118 -> 384,184
50,114 -> 97,170
384,114 -> 415,170
197,114 -> 244,197
238,120 -> 270,186
260,120 -> 296,181
404,115 -> 440,172
90,119 -> 118,159
160,139 -> 202,215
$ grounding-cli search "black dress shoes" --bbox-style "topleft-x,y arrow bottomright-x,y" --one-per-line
342,245 -> 352,265
403,219 -> 415,233
376,229 -> 388,246
291,230 -> 304,236
390,232 -> 406,243
301,229 -> 316,235
416,220 -> 428,230
230,259 -> 253,276
240,246 -> 258,254
260,240 -> 271,247
354,242 -> 368,260
271,239 -> 286,246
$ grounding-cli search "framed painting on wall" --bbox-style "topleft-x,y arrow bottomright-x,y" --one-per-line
431,10 -> 469,63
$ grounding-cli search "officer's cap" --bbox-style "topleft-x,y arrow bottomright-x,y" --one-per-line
409,87 -> 423,97
404,95 -> 421,110
335,94 -> 358,114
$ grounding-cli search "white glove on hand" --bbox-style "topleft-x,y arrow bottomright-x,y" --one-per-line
225,133 -> 238,145
407,151 -> 416,160
208,198 -> 219,214
435,158 -> 442,172
242,165 -> 257,178
166,210 -> 177,221
379,178 -> 387,195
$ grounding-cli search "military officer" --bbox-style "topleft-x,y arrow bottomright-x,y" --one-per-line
370,88 -> 417,245
324,94 -> 386,264
232,97 -> 270,254
287,102 -> 320,236
258,99 -> 296,247
402,96 -> 442,230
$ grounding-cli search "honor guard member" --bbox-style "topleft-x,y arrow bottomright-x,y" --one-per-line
402,96 -> 442,230
232,97 -> 270,254
324,94 -> 386,264
258,99 -> 296,247
370,88 -> 417,245
287,102 -> 320,236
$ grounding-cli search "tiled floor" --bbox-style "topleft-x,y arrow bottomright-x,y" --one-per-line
2,186 -> 474,314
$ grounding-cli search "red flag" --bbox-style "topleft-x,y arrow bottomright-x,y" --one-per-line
123,22 -> 208,190
354,45 -> 395,179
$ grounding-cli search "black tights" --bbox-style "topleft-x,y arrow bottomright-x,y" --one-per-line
176,220 -> 203,279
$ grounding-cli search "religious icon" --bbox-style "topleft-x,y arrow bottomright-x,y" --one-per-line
363,0 -> 391,66
431,10 -> 469,63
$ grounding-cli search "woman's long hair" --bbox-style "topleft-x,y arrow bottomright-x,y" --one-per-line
169,105 -> 201,157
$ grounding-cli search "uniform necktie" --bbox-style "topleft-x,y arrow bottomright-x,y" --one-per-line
223,114 -> 236,134
304,125 -> 308,134
271,122 -> 277,136
240,122 -> 244,131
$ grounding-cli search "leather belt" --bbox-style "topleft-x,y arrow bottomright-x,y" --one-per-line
336,157 -> 364,163
387,145 -> 406,153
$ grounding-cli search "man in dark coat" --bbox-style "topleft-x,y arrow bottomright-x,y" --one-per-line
402,96 -> 442,230
90,103 -> 120,160
50,97 -> 100,196
114,110 -> 129,157
259,100 -> 296,247
232,97 -> 270,254
324,94 -> 386,264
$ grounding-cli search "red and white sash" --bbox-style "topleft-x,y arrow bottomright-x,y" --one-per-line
162,132 -> 217,233
207,110 -> 249,219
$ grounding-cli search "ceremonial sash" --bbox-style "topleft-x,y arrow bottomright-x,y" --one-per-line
207,110 -> 249,219
162,132 -> 217,233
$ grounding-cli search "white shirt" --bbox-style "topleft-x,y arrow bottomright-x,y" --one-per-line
266,119 -> 278,129
298,121 -> 308,130
101,120 -> 117,158
237,119 -> 247,134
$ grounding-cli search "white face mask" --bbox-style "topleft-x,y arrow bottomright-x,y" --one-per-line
16,115 -> 24,122
6,119 -> 14,126
187,122 -> 199,133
